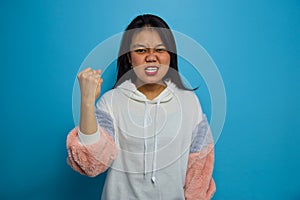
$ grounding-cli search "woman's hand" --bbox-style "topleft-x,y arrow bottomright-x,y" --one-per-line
77,68 -> 103,103
77,68 -> 103,134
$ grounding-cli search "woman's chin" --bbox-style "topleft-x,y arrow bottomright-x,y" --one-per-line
135,77 -> 165,86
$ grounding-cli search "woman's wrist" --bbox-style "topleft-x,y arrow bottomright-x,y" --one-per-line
81,97 -> 95,108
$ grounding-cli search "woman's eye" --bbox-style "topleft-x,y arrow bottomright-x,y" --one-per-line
134,49 -> 146,53
156,48 -> 167,52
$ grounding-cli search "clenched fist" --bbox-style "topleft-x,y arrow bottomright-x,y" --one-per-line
77,67 -> 103,102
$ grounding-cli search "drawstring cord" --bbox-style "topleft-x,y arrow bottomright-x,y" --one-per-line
143,100 -> 160,183
143,101 -> 149,176
151,100 -> 160,183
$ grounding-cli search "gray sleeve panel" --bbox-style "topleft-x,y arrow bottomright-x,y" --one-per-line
95,109 -> 115,140
190,115 -> 213,153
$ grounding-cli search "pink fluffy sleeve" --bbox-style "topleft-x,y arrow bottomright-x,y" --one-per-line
66,127 -> 118,177
184,144 -> 216,200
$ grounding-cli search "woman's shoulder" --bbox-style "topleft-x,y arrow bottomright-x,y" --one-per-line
167,80 -> 197,99
175,87 -> 203,110
96,88 -> 117,107
99,87 -> 121,100
175,87 -> 199,101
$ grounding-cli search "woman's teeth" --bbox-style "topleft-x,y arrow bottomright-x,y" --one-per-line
145,67 -> 158,72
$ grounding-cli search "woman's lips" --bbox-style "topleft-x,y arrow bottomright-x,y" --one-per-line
144,66 -> 159,76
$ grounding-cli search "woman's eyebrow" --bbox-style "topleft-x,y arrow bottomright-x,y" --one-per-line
131,43 -> 166,49
155,44 -> 166,48
131,44 -> 147,49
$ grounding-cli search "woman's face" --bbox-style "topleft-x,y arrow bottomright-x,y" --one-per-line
129,28 -> 170,85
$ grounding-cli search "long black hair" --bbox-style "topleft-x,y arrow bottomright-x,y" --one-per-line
115,14 -> 195,90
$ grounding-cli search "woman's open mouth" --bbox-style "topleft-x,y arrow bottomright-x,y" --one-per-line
144,66 -> 159,76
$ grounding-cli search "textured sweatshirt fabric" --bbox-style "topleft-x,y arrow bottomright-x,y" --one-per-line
66,79 -> 216,200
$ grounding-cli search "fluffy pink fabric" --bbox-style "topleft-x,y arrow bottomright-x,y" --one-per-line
184,144 -> 216,200
66,127 -> 118,177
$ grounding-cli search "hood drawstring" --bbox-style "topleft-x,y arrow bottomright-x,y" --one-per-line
143,100 -> 160,184
151,100 -> 160,183
143,101 -> 149,176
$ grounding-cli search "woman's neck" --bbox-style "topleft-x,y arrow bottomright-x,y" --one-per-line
137,83 -> 166,100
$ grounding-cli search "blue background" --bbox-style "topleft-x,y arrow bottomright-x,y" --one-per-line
1,0 -> 299,199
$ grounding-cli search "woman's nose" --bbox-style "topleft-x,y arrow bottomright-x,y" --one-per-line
145,51 -> 157,62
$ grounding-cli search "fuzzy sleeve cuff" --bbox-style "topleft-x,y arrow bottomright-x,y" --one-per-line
66,127 -> 118,177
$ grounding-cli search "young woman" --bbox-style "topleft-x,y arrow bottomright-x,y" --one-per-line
66,14 -> 216,200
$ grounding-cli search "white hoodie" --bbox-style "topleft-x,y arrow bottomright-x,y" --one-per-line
93,79 -> 206,200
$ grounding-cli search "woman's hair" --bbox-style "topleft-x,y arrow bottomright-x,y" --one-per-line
115,14 -> 195,90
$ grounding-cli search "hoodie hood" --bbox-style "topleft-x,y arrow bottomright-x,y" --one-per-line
116,79 -> 176,103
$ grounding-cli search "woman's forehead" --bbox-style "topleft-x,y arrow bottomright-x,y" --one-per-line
131,29 -> 164,47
